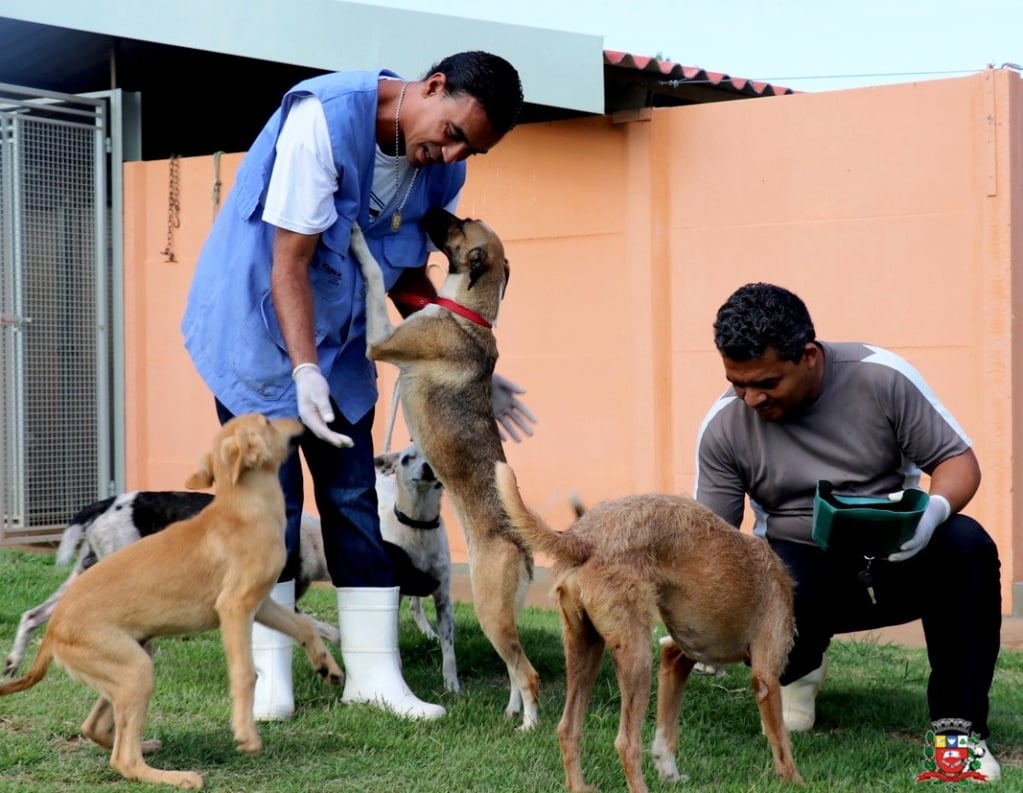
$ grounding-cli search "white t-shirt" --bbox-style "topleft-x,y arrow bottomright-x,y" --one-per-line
262,90 -> 457,236
262,95 -> 341,234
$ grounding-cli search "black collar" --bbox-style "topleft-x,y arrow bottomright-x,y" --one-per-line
394,504 -> 441,530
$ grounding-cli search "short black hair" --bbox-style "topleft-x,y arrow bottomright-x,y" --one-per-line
713,282 -> 816,363
426,51 -> 524,138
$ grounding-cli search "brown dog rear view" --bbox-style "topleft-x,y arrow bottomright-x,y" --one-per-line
0,415 -> 343,789
495,462 -> 802,791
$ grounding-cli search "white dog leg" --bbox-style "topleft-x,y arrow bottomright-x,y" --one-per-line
349,222 -> 395,347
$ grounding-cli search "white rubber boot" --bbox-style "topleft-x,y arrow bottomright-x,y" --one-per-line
337,586 -> 446,720
781,655 -> 828,733
975,739 -> 1001,781
251,580 -> 295,722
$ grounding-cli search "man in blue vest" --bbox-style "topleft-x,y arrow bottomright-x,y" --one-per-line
181,51 -> 528,721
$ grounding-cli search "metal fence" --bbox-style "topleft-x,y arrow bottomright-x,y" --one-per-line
0,83 -> 112,544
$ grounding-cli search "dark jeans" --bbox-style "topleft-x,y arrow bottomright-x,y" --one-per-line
215,398 -> 393,588
770,514 -> 1001,738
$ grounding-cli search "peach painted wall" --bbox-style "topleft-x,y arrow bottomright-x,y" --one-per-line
123,69 -> 1022,611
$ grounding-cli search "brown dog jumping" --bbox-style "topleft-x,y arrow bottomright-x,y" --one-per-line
350,210 -> 539,729
495,462 -> 803,791
0,414 -> 343,789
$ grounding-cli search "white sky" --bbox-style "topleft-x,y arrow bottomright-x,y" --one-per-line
357,0 -> 1023,92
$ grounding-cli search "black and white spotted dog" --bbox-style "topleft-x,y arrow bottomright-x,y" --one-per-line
4,447 -> 452,683
2,491 -> 333,679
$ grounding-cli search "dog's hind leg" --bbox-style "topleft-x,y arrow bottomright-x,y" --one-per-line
751,601 -> 802,783
4,574 -> 76,677
604,626 -> 655,793
408,597 -> 439,640
82,696 -> 116,749
73,636 -> 203,788
110,692 -> 203,788
432,589 -> 460,694
555,578 -> 606,793
752,667 -> 802,783
650,637 -> 694,784
83,643 -> 163,756
469,542 -> 539,730
84,694 -> 165,756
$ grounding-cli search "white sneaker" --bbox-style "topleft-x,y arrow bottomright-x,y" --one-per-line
974,739 -> 1001,782
781,655 -> 828,733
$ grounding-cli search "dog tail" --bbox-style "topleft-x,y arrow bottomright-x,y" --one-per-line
569,493 -> 586,519
56,495 -> 117,567
494,462 -> 591,565
0,635 -> 54,696
55,523 -> 85,567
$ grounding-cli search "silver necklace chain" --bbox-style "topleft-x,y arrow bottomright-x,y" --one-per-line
391,82 -> 420,232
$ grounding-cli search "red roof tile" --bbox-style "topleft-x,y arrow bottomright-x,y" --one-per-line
604,50 -> 796,98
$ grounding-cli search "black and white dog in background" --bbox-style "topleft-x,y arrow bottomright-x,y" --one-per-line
3,491 -> 333,679
4,445 -> 453,686
375,442 -> 459,693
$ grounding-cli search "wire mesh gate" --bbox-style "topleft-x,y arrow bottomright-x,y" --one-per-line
0,84 -> 112,544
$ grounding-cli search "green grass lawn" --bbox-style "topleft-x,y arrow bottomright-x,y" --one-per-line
1,548 -> 1020,792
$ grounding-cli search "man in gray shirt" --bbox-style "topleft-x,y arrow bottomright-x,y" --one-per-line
695,282 -> 1001,781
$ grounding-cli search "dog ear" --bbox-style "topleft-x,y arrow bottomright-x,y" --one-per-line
501,259 -> 510,299
217,436 -> 246,485
220,434 -> 265,486
374,450 -> 400,477
229,430 -> 274,484
467,247 -> 487,290
185,452 -> 215,490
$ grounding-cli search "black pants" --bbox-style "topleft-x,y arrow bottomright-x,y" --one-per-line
770,514 -> 1001,738
215,398 -> 392,588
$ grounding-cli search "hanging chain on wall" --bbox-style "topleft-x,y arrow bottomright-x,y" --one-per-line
211,150 -> 224,221
161,153 -> 181,262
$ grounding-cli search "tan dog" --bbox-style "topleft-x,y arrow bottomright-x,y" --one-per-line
350,209 -> 538,729
0,414 -> 343,789
495,462 -> 803,792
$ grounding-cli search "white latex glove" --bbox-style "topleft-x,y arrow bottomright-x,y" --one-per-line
292,363 -> 354,448
491,372 -> 538,443
887,493 -> 951,562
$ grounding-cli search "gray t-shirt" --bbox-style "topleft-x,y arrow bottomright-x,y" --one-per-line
694,341 -> 971,544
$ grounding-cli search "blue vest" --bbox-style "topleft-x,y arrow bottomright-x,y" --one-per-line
181,70 -> 465,421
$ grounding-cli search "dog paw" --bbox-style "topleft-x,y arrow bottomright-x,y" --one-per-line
652,732 -> 688,783
168,770 -> 204,789
516,709 -> 539,732
319,663 -> 344,686
417,624 -> 439,641
656,767 -> 688,784
235,734 -> 262,756
141,738 -> 164,755
653,753 -> 688,783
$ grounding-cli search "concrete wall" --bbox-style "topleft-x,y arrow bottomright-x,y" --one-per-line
123,69 -> 1022,611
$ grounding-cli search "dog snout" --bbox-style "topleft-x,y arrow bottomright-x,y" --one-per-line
420,206 -> 458,249
270,417 -> 304,452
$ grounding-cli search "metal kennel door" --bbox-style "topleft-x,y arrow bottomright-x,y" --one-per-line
0,84 -> 112,544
